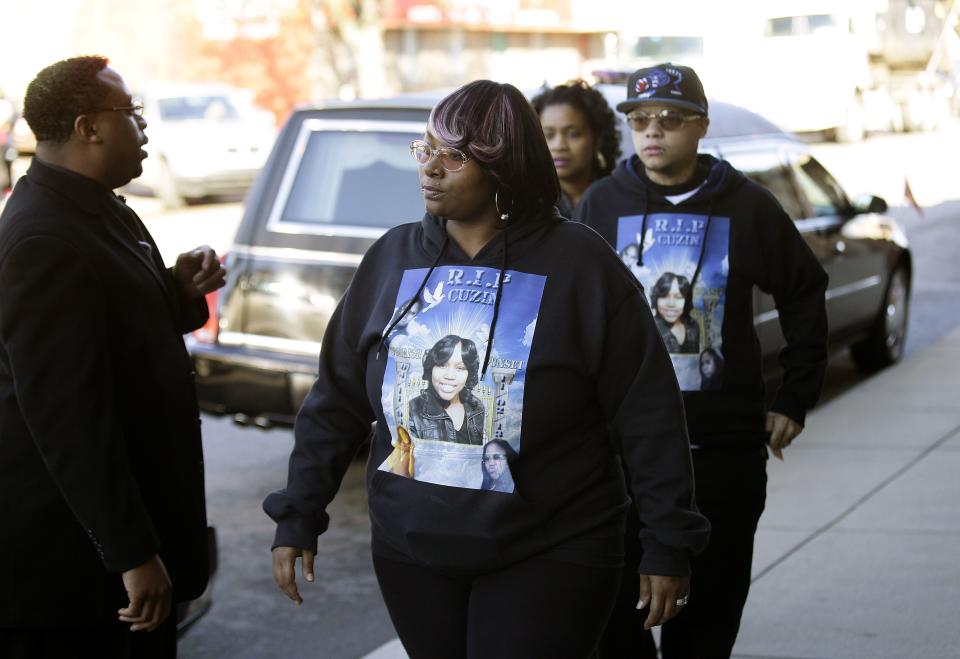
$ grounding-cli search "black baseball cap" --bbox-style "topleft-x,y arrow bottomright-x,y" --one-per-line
616,63 -> 708,116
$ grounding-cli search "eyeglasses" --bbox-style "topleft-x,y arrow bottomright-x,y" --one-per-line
626,109 -> 704,132
410,140 -> 470,172
482,454 -> 507,463
84,99 -> 145,118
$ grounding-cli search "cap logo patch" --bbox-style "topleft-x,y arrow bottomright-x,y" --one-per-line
636,68 -> 673,98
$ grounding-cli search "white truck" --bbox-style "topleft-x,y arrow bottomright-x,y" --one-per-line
608,0 -> 958,141
734,0 -> 957,141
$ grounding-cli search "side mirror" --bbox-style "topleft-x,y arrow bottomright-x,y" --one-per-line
852,194 -> 888,215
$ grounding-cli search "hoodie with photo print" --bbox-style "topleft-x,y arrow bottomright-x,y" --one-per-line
264,210 -> 709,576
577,154 -> 829,447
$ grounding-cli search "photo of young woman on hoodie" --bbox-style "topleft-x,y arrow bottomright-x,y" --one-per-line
265,80 -> 708,659
407,334 -> 485,445
479,439 -> 517,493
619,242 -> 644,280
385,296 -> 426,348
699,347 -> 724,390
650,272 -> 701,354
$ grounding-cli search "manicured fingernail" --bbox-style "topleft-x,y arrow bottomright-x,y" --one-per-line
306,574 -> 314,582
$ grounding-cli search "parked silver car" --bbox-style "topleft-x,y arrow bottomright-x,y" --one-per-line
131,83 -> 276,208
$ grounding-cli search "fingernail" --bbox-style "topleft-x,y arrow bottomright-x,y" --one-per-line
306,574 -> 314,582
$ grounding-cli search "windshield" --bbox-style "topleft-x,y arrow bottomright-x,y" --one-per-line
157,95 -> 241,121
279,129 -> 424,230
628,36 -> 704,59
766,14 -> 838,37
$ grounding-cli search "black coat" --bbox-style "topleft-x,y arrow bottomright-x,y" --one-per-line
0,159 -> 210,626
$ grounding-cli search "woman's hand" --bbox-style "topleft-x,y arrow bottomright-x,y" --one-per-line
637,573 -> 691,629
272,546 -> 315,605
766,411 -> 803,461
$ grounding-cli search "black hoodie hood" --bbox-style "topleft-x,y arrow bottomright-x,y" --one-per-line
417,208 -> 565,263
379,209 -> 565,376
577,150 -> 829,447
611,153 -> 745,207
605,154 -> 746,314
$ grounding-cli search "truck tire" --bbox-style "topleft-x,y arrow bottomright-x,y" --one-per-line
850,264 -> 909,372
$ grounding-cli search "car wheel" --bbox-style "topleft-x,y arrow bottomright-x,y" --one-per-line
158,158 -> 185,209
850,264 -> 910,372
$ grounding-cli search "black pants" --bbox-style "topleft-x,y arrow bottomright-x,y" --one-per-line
374,552 -> 622,659
1,614 -> 177,659
599,446 -> 767,659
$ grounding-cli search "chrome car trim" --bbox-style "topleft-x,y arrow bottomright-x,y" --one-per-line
794,217 -> 844,233
231,244 -> 363,265
187,340 -> 316,374
825,275 -> 882,300
268,223 -> 389,239
754,309 -> 780,325
218,331 -> 322,357
753,275 -> 882,325
266,118 -> 426,238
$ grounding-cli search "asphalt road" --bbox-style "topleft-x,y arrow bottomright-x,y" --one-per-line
153,128 -> 960,659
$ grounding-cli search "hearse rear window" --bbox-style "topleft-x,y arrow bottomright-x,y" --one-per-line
273,124 -> 425,232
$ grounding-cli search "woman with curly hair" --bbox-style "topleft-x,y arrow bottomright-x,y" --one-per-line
532,80 -> 621,216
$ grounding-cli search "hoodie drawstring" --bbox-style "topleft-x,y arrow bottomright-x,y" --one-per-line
377,232 -> 450,359
687,199 -> 715,311
637,194 -> 650,266
481,229 -> 509,378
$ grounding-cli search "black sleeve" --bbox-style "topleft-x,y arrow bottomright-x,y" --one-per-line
128,206 -> 209,334
754,195 -> 829,425
597,286 -> 711,576
163,266 -> 210,334
262,285 -> 376,553
0,237 -> 159,572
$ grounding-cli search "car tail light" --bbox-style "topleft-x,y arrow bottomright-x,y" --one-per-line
191,253 -> 227,344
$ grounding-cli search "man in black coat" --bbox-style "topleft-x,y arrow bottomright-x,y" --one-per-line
0,56 -> 225,658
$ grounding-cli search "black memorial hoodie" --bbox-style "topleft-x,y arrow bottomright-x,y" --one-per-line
577,154 -> 828,447
264,210 -> 709,576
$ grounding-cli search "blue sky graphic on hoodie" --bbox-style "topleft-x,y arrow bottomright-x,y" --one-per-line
617,213 -> 730,391
378,265 -> 545,492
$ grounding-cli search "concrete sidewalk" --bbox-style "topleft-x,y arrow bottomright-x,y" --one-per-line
364,328 -> 960,659
733,327 -> 960,659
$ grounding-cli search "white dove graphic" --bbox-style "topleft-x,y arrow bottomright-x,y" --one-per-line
641,228 -> 655,254
422,281 -> 445,312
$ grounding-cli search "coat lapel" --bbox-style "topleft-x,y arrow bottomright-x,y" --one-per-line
100,203 -> 181,317
25,159 -> 182,317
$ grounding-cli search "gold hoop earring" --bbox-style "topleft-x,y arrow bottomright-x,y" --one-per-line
495,191 -> 510,224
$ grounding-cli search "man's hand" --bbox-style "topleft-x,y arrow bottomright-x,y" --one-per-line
272,546 -> 315,605
637,573 -> 690,630
172,245 -> 226,299
766,411 -> 803,461
118,555 -> 172,632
